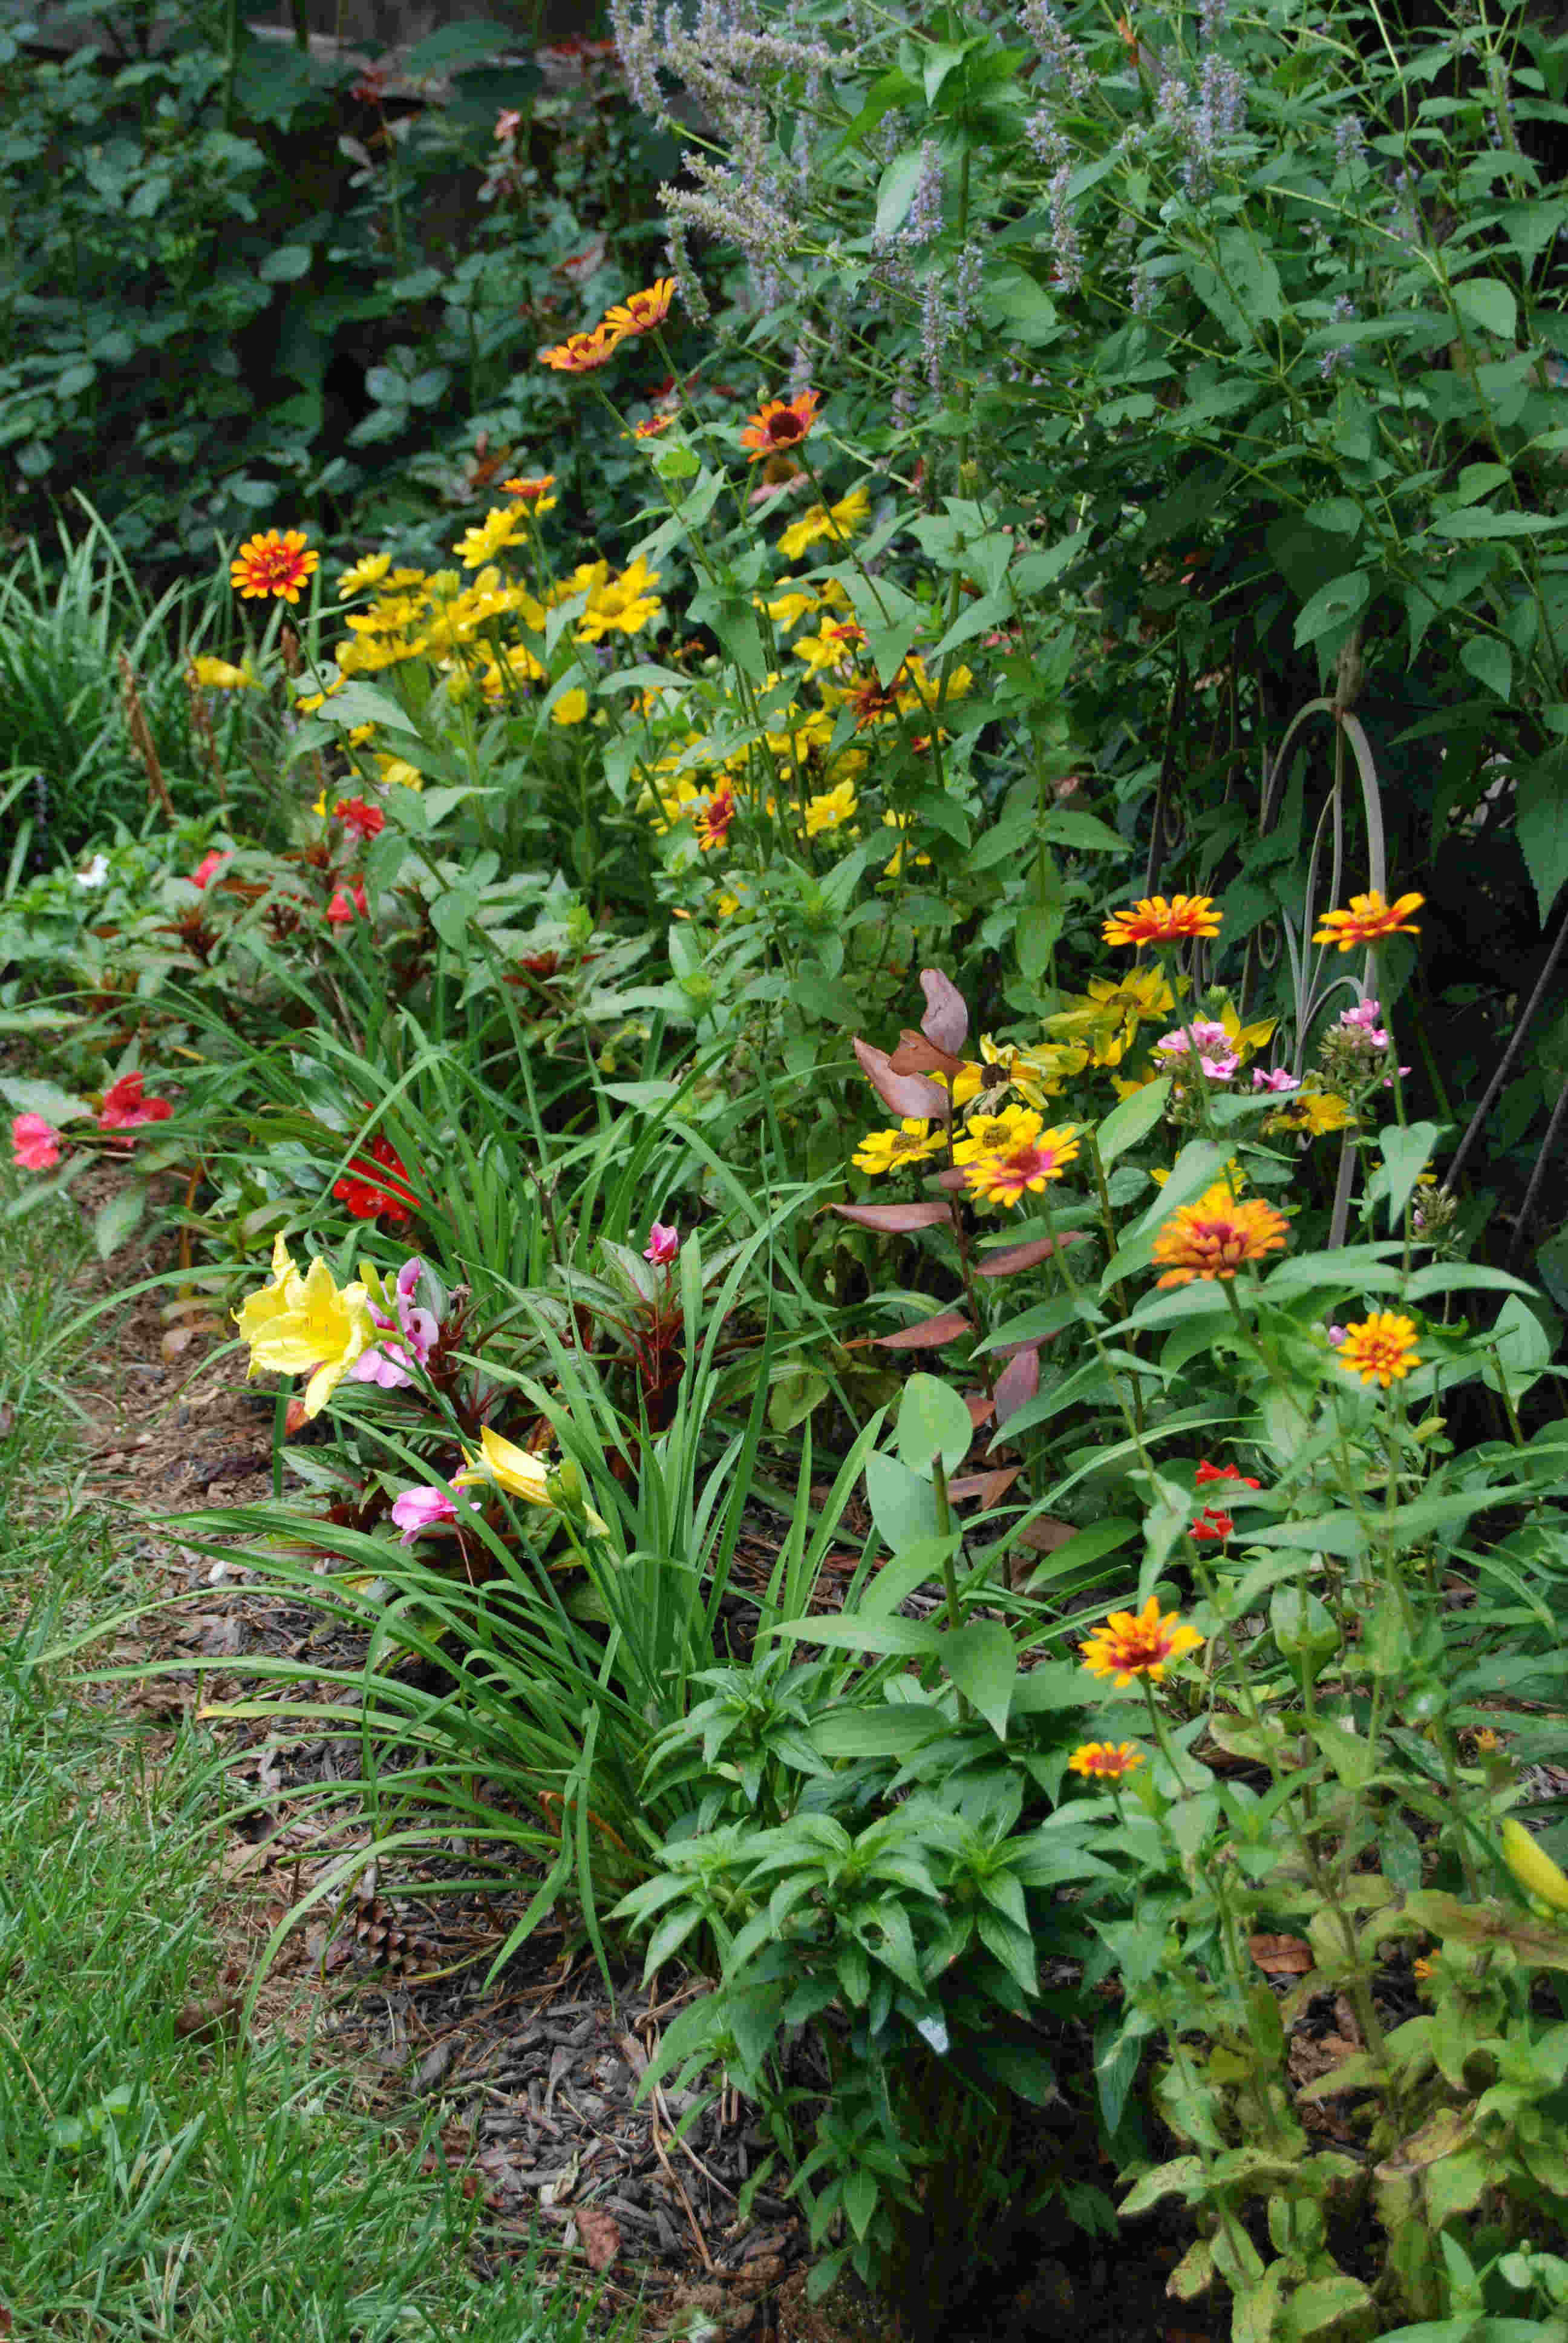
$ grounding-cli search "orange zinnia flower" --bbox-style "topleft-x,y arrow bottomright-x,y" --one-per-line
603,278 -> 676,336
539,324 -> 624,373
230,528 -> 319,603
1102,894 -> 1223,948
1335,1311 -> 1419,1387
1068,1742 -> 1145,1781
1312,890 -> 1425,951
740,388 -> 822,462
502,473 -> 557,501
628,413 -> 675,439
1079,1598 -> 1204,1686
1152,1182 -> 1287,1287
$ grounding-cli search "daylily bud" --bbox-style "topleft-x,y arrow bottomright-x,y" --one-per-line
1501,1819 -> 1568,1915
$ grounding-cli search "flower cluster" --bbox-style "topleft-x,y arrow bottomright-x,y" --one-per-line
234,1234 -> 377,1419
10,1070 -> 175,1174
538,277 -> 676,371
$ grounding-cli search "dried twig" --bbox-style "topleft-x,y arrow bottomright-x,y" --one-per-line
117,650 -> 174,818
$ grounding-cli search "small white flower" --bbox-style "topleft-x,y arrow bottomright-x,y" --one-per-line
75,854 -> 109,887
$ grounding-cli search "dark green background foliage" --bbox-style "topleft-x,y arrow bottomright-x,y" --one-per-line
0,0 -> 675,571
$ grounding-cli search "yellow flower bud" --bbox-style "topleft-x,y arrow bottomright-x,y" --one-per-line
1500,1818 -> 1568,1915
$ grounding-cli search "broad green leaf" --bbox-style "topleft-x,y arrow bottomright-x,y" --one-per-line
1460,634 -> 1512,700
1095,1078 -> 1171,1171
897,1372 -> 973,1475
1374,1121 -> 1442,1230
1453,275 -> 1518,343
429,888 -> 477,947
1515,747 -> 1568,920
94,1185 -> 146,1260
0,1075 -> 90,1124
864,1450 -> 939,1551
939,1619 -> 1017,1738
1481,1295 -> 1553,1398
1293,568 -> 1370,651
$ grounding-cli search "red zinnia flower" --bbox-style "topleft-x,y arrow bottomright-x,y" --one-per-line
230,528 -> 319,603
1195,1458 -> 1261,1489
740,389 -> 821,462
98,1072 -> 173,1133
333,797 -> 385,840
694,783 -> 736,851
1190,1506 -> 1234,1542
326,878 -> 369,925
189,849 -> 228,890
333,1135 -> 418,1224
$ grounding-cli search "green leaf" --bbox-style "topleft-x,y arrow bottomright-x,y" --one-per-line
0,1075 -> 89,1125
93,1184 -> 146,1261
1453,275 -> 1518,343
1095,1078 -> 1171,1171
773,1614 -> 942,1657
1374,1121 -> 1442,1230
1019,1516 -> 1138,1590
864,1451 -> 940,1552
403,18 -> 512,71
1515,747 -> 1568,920
429,888 -> 477,946
1039,808 -> 1126,855
1293,568 -> 1370,651
1433,506 -> 1567,539
897,1372 -> 974,1475
939,1619 -> 1017,1738
1016,900 -> 1062,985
1460,634 -> 1513,700
258,243 -> 313,283
1481,1295 -> 1553,1398
875,147 -> 930,241
1313,1715 -> 1376,1790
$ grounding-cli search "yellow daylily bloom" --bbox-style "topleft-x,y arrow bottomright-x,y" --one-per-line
188,655 -> 260,690
550,687 -> 590,727
455,1426 -> 607,1533
234,1236 -> 377,1420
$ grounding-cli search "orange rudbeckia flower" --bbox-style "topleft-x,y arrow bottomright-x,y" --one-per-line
740,389 -> 822,462
603,278 -> 676,336
1102,894 -> 1223,948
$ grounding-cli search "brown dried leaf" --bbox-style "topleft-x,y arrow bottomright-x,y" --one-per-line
872,1309 -> 973,1350
1014,1516 -> 1077,1555
888,1029 -> 965,1078
852,1036 -> 948,1121
991,1345 -> 1040,1427
1249,1933 -> 1314,1976
174,1993 -> 245,2043
920,967 -> 969,1055
831,1199 -> 952,1233
947,1466 -> 1021,1508
973,1232 -> 1087,1277
575,2206 -> 621,2272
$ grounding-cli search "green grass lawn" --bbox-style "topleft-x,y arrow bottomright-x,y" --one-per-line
0,1188 -> 617,2343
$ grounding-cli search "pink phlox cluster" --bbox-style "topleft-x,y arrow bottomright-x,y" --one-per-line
1154,1020 -> 1240,1080
1252,1067 -> 1300,1093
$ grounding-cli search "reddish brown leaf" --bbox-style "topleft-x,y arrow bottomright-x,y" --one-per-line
853,1036 -> 949,1121
889,1029 -> 966,1078
973,1233 -> 1087,1277
948,1466 -> 1021,1507
873,1309 -> 974,1349
920,968 -> 970,1055
575,2206 -> 622,2271
962,1389 -> 996,1428
1014,1516 -> 1077,1554
991,1345 -> 1040,1426
1249,1933 -> 1313,1976
831,1199 -> 953,1233
927,1165 -> 969,1193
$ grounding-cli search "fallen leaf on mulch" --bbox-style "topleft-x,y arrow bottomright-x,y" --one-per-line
576,2205 -> 622,2270
1287,2032 -> 1362,2087
1248,1933 -> 1313,1974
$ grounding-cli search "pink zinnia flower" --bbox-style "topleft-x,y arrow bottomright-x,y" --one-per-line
189,849 -> 228,890
11,1112 -> 61,1170
98,1073 -> 173,1132
644,1221 -> 680,1265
